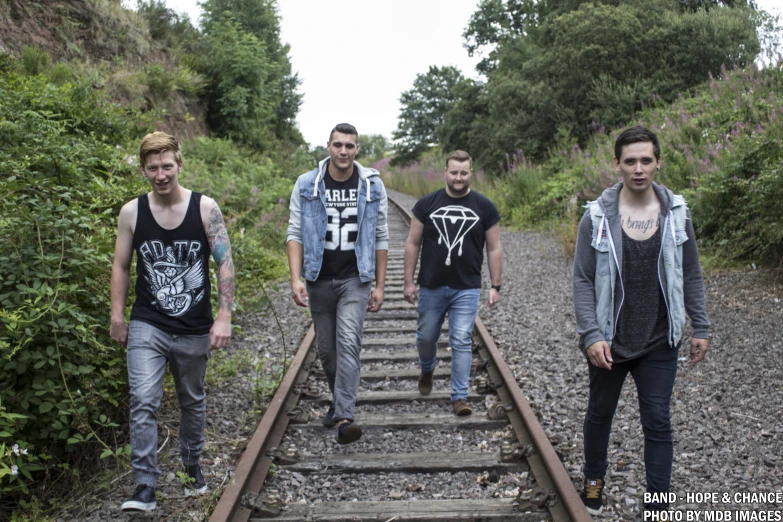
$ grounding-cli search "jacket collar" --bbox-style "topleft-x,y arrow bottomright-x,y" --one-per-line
597,181 -> 674,218
312,158 -> 379,200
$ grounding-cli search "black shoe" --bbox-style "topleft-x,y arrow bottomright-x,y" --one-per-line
121,484 -> 156,512
323,403 -> 337,428
418,370 -> 434,395
336,421 -> 362,444
580,477 -> 604,515
183,463 -> 208,496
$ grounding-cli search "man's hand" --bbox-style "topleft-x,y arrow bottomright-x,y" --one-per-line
403,282 -> 418,304
487,288 -> 500,307
368,288 -> 384,312
210,315 -> 231,350
110,319 -> 128,345
291,280 -> 309,307
689,337 -> 709,363
587,340 -> 613,370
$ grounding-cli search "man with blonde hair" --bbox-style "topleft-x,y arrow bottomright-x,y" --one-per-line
110,131 -> 234,511
403,150 -> 502,415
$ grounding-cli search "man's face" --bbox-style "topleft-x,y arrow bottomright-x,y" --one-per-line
141,150 -> 181,196
445,159 -> 472,196
614,142 -> 660,195
327,131 -> 359,171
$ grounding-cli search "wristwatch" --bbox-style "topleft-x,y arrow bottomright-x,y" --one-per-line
491,284 -> 501,292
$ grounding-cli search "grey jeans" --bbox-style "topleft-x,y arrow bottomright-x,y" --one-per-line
126,320 -> 211,487
306,275 -> 371,422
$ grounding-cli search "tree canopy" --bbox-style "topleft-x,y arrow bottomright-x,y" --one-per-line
391,65 -> 475,165
419,0 -> 762,169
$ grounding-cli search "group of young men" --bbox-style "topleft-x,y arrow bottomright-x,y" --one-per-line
111,124 -> 709,517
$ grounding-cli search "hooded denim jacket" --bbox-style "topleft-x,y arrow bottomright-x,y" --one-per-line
572,182 -> 710,352
286,158 -> 389,283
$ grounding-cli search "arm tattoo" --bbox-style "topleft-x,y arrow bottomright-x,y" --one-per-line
207,203 -> 235,314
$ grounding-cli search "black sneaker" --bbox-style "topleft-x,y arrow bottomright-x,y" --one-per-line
580,477 -> 604,515
183,463 -> 208,496
121,484 -> 156,512
323,403 -> 337,428
336,421 -> 362,444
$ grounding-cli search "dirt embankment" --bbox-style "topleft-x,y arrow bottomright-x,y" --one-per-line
0,0 -> 209,141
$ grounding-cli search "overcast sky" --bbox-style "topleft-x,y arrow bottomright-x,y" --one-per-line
158,0 -> 780,148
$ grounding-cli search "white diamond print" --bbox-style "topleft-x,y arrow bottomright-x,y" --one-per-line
430,205 -> 479,266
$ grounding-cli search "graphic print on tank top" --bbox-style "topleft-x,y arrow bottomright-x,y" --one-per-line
138,239 -> 207,317
429,205 -> 479,266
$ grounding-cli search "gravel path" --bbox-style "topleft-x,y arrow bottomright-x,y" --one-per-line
389,188 -> 783,520
55,188 -> 782,520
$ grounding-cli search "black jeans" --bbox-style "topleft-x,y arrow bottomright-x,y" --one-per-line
583,345 -> 678,507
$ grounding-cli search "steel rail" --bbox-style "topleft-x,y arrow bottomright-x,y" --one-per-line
388,195 -> 592,522
208,193 -> 592,521
210,327 -> 315,522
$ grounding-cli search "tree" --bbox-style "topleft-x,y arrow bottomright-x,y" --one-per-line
392,66 -> 473,165
199,0 -> 303,147
357,134 -> 391,164
449,0 -> 760,167
198,16 -> 275,150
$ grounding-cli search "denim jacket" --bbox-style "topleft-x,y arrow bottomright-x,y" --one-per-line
286,158 -> 389,283
572,182 -> 710,352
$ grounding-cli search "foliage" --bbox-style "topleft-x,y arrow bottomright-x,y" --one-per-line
19,46 -> 51,77
182,137 -> 292,288
198,0 -> 303,147
0,53 -> 299,509
490,60 -> 783,266
357,134 -> 391,165
136,0 -> 201,50
0,69 -> 152,501
391,66 -> 474,165
453,0 -> 761,167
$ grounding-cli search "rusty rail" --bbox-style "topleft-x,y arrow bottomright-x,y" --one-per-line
208,194 -> 592,522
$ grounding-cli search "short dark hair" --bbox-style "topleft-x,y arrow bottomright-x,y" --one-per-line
445,150 -> 472,168
614,125 -> 661,161
329,123 -> 358,143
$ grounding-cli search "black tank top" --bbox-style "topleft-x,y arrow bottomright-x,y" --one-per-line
130,192 -> 213,335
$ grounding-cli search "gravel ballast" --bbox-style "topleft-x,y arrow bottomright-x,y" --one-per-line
56,188 -> 782,520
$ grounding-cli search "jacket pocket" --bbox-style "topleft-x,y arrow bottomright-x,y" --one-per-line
674,229 -> 688,268
591,236 -> 612,276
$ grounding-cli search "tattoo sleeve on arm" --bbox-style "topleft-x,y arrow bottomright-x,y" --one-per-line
207,203 -> 235,314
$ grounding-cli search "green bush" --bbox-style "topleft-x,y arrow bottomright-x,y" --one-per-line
0,69 -> 152,498
19,46 -> 50,77
143,63 -> 176,99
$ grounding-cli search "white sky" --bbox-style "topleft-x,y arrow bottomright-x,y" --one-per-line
159,0 -> 781,148
159,0 -> 483,146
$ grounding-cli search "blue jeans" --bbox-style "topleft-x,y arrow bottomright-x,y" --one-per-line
307,275 -> 372,422
583,346 -> 679,506
416,286 -> 480,402
126,320 -> 211,488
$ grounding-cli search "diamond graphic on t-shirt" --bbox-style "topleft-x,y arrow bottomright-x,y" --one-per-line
430,205 -> 479,266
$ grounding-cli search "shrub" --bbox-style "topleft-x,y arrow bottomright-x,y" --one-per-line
19,46 -> 50,76
143,63 -> 175,99
0,69 -> 152,499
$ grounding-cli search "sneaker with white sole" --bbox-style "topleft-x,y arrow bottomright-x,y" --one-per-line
580,477 -> 604,515
121,484 -> 156,512
183,463 -> 208,496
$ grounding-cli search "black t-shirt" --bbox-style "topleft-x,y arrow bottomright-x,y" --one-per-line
317,167 -> 360,280
612,227 -> 670,361
412,189 -> 500,289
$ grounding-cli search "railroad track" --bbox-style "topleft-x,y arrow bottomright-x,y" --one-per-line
210,195 -> 592,521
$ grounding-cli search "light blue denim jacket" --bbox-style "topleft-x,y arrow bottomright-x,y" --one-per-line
572,182 -> 710,353
286,158 -> 389,283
